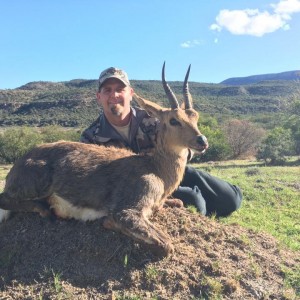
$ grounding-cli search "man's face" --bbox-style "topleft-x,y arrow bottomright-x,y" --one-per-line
97,78 -> 133,119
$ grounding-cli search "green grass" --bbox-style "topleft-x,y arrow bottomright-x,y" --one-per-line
193,158 -> 300,297
193,158 -> 300,251
0,165 -> 11,192
0,165 -> 11,181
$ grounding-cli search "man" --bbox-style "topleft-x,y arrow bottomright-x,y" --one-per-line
80,67 -> 242,217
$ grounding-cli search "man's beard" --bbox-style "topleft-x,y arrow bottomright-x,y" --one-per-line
110,104 -> 124,116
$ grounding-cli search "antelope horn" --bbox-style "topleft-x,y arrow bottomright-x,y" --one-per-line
162,62 -> 179,109
183,64 -> 193,109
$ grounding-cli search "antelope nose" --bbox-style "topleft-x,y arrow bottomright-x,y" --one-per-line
197,135 -> 208,146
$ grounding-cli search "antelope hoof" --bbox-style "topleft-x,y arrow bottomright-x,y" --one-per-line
164,198 -> 184,208
147,241 -> 174,257
39,210 -> 51,218
102,216 -> 115,230
35,204 -> 52,218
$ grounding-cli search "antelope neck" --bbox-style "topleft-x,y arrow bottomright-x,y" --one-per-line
152,149 -> 188,196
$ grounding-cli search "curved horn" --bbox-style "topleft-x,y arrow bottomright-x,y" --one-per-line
183,64 -> 193,109
162,62 -> 179,109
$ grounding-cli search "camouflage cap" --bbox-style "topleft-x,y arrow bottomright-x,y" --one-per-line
98,67 -> 130,89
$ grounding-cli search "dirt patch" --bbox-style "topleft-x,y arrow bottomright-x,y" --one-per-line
0,208 -> 299,299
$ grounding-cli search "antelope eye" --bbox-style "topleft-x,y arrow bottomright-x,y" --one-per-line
169,118 -> 181,126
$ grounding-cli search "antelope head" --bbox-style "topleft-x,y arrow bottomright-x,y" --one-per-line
134,62 -> 208,156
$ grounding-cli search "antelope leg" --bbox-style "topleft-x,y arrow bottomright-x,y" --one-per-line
103,209 -> 174,257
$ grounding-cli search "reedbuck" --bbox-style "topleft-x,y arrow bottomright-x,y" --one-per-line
0,63 -> 208,256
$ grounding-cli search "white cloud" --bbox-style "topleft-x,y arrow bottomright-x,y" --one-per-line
210,23 -> 222,32
272,0 -> 300,14
181,42 -> 191,48
210,0 -> 300,37
180,39 -> 203,48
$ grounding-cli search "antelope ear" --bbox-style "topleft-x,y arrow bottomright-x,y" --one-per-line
133,93 -> 164,117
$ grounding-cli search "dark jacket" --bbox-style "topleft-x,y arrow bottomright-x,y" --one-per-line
80,107 -> 159,153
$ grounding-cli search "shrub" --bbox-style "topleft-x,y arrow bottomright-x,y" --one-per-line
245,167 -> 261,176
222,119 -> 266,158
192,126 -> 232,162
39,126 -> 81,143
256,127 -> 294,165
0,127 -> 42,163
0,126 -> 81,163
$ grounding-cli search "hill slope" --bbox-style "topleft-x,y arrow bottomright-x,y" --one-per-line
0,78 -> 299,127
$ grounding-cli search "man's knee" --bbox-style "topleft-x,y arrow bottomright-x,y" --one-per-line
215,185 -> 243,217
172,186 -> 207,215
232,185 -> 243,211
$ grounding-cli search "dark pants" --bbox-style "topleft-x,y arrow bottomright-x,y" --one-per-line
173,166 -> 242,217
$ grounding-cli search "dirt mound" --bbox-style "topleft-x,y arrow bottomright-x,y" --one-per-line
0,208 -> 299,299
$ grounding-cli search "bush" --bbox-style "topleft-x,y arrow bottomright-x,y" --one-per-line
281,94 -> 300,154
191,125 -> 232,162
0,127 -> 42,163
283,114 -> 300,155
0,126 -> 81,163
256,127 -> 294,165
222,119 -> 266,158
39,126 -> 81,143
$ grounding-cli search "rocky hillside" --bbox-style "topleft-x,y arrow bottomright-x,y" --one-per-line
0,78 -> 299,127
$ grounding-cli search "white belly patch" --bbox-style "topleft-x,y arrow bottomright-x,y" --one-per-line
49,194 -> 108,222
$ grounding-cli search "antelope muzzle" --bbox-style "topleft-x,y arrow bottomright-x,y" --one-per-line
196,135 -> 209,153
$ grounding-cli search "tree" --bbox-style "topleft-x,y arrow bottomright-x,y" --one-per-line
283,100 -> 300,155
222,119 -> 266,158
191,125 -> 232,162
279,90 -> 300,155
256,127 -> 294,165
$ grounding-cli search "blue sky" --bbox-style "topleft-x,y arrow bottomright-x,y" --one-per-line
1,0 -> 300,89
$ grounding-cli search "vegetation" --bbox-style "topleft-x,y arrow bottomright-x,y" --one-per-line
0,114 -> 298,165
0,77 -> 298,163
194,158 -> 300,251
192,125 -> 232,162
256,127 -> 294,165
1,78 -> 299,128
255,90 -> 300,164
0,126 -> 81,163
222,119 -> 266,158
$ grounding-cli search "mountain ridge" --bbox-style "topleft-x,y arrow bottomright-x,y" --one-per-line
2,69 -> 299,91
221,70 -> 300,85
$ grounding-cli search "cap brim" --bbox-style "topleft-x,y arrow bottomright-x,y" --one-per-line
99,76 -> 129,88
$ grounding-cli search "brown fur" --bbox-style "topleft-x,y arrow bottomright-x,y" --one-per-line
0,93 -> 208,257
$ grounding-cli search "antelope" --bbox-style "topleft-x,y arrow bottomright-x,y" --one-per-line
0,63 -> 208,256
